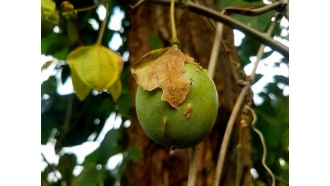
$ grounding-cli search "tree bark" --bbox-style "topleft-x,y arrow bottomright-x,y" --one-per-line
124,1 -> 254,185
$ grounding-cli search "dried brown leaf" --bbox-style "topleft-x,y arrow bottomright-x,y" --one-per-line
131,47 -> 195,108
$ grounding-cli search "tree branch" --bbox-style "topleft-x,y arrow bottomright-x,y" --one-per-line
250,12 -> 281,80
148,0 -> 289,58
224,1 -> 284,16
212,11 -> 280,186
207,21 -> 224,79
212,84 -> 250,186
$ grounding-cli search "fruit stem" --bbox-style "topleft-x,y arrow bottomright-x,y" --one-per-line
170,0 -> 179,47
96,0 -> 111,45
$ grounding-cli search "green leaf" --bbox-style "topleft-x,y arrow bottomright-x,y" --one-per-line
41,111 -> 57,144
72,164 -> 105,186
41,0 -> 55,18
67,20 -> 79,45
41,0 -> 59,37
41,60 -> 53,71
41,76 -> 57,96
70,65 -> 91,101
61,64 -> 71,84
67,45 -> 124,91
273,75 -> 288,85
281,57 -> 289,64
117,92 -> 131,118
238,37 -> 258,66
232,10 -> 274,32
251,73 -> 263,84
41,32 -> 70,60
41,0 -> 59,24
220,0 -> 275,64
41,165 -> 54,186
219,0 -> 264,9
58,153 -> 77,183
148,32 -> 162,50
53,93 -> 115,150
84,129 -> 123,165
117,66 -> 132,116
115,146 -> 142,180
107,79 -> 122,102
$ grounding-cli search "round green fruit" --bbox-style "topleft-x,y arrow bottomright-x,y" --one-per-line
135,63 -> 219,149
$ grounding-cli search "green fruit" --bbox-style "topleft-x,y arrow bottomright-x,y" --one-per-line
135,63 -> 219,149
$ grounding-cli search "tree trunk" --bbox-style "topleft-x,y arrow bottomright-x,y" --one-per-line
124,1 -> 254,185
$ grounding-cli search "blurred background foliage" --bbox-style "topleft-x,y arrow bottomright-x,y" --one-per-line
41,0 -> 288,185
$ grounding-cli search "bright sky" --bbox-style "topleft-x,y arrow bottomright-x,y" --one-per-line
234,17 -> 289,105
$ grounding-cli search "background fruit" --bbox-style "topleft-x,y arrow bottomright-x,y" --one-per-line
135,62 -> 219,149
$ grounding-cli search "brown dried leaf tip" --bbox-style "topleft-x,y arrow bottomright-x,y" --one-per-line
131,46 -> 195,108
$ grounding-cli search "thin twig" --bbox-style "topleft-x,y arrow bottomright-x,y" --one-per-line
250,12 -> 281,80
66,3 -> 100,13
212,10 -> 281,186
170,0 -> 179,46
212,84 -> 250,186
281,0 -> 289,20
41,153 -> 61,180
148,0 -> 289,58
62,94 -> 73,133
207,21 -> 224,78
56,94 -> 73,153
96,0 -> 112,45
238,14 -> 280,186
128,0 -> 146,9
61,1 -> 102,18
245,106 -> 275,186
235,120 -> 248,186
187,146 -> 198,186
224,1 -> 283,16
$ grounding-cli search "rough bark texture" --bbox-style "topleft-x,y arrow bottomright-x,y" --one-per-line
124,1 -> 254,185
